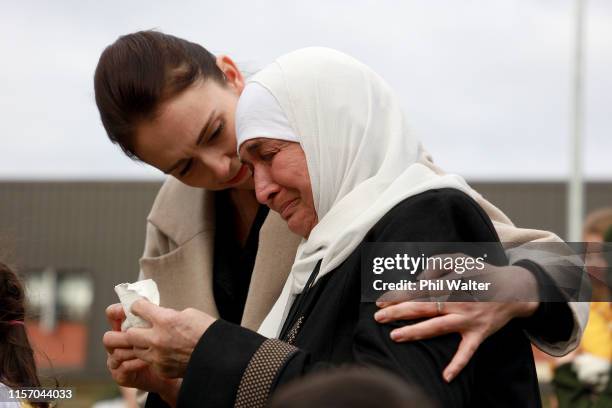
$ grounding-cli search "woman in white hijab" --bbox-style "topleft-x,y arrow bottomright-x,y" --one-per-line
167,47 -> 546,407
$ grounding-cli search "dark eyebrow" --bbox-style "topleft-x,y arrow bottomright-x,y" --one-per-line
163,110 -> 216,174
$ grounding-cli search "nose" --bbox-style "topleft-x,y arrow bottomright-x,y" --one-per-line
253,164 -> 280,205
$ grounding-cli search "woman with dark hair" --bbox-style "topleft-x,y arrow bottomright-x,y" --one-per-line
0,262 -> 48,408
96,31 -> 588,407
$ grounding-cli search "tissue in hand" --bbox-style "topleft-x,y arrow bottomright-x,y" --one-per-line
114,279 -> 160,331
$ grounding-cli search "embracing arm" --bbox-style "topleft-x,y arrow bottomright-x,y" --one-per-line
482,204 -> 590,355
420,151 -> 589,355
376,200 -> 584,381
381,192 -> 588,358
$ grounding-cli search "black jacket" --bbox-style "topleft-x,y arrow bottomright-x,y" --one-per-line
175,189 -> 543,408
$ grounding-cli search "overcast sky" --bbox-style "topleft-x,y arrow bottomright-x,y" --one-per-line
1,0 -> 610,181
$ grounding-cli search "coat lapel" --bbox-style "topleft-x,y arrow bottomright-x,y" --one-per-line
140,178 -> 219,318
241,211 -> 302,331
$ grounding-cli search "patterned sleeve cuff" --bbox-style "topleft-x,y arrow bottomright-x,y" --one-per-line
178,319 -> 266,407
235,339 -> 298,408
178,319 -> 298,408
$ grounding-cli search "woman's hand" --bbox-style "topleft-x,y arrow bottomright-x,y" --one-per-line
104,303 -> 157,391
107,356 -> 181,408
374,260 -> 540,383
126,300 -> 217,379
103,303 -> 181,407
105,338 -> 177,396
375,299 -> 537,382
106,303 -> 126,331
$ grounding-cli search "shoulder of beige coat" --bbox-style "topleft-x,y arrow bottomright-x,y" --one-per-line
147,177 -> 215,246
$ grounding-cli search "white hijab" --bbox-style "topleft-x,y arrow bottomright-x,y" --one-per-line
236,47 -> 472,338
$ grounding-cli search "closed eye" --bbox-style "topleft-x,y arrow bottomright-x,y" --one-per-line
259,149 -> 278,162
179,159 -> 193,177
178,121 -> 224,177
208,121 -> 224,142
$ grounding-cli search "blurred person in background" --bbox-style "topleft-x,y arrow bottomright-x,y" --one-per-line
268,365 -> 436,408
0,262 -> 49,408
553,209 -> 612,408
95,31 -> 589,407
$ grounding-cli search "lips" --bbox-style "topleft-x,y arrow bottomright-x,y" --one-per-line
279,198 -> 299,220
226,164 -> 248,185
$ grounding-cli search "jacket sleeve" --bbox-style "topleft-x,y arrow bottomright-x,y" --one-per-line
179,310 -> 479,408
178,319 -> 297,408
469,189 -> 590,356
177,189 -> 534,407
419,150 -> 589,355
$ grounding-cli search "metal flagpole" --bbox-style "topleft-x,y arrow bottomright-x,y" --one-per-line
568,0 -> 586,241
